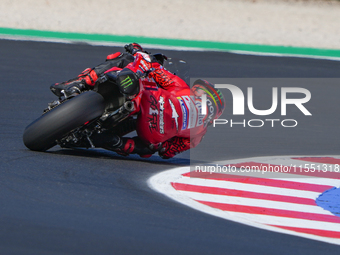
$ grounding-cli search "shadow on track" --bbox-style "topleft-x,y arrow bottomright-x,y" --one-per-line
48,147 -> 190,166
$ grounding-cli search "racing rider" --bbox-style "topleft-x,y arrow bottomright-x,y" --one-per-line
50,43 -> 225,159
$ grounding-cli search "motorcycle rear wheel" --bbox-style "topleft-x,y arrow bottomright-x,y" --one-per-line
23,91 -> 105,151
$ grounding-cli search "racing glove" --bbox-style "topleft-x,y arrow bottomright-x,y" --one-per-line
124,43 -> 145,55
158,137 -> 191,159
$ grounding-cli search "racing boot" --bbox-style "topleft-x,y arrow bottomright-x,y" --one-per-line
50,68 -> 98,98
50,79 -> 87,98
91,132 -> 154,157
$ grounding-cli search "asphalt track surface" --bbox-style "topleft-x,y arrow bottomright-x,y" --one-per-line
1,39 -> 340,255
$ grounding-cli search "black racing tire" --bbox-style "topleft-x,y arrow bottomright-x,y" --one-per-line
23,91 -> 105,151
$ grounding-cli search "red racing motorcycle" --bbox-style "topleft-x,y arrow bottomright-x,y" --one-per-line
23,58 -> 189,152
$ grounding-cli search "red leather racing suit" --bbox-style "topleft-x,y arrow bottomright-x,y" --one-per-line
136,67 -> 207,158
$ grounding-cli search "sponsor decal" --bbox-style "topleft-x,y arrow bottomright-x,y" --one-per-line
177,96 -> 203,130
183,96 -> 198,129
195,98 -> 205,127
177,97 -> 188,130
182,96 -> 194,129
204,98 -> 215,127
159,96 -> 165,134
147,95 -> 165,134
169,99 -> 179,131
121,76 -> 133,88
148,95 -> 158,133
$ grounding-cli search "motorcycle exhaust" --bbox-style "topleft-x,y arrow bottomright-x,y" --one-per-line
123,101 -> 134,112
